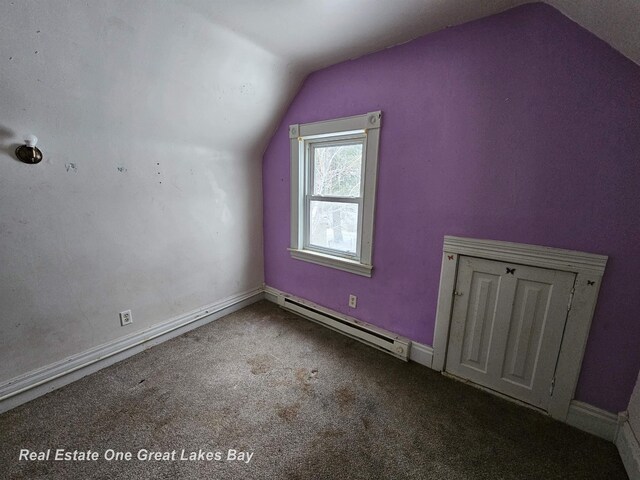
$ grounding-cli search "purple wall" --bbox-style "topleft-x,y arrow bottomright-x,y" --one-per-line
262,3 -> 640,413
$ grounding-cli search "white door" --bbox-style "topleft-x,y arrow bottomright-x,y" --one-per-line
445,256 -> 576,410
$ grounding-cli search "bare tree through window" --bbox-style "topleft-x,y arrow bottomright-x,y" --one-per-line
310,143 -> 363,254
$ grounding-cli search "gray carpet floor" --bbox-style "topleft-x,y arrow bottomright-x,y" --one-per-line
0,300 -> 628,479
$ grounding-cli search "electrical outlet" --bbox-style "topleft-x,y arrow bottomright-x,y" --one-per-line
119,310 -> 133,326
348,294 -> 357,308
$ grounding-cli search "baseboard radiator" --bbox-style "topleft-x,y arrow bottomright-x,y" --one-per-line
274,293 -> 410,361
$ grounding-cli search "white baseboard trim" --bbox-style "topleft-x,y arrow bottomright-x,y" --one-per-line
264,285 -> 279,304
616,420 -> 640,480
565,400 -> 620,441
409,342 -> 434,369
3,282 -> 624,453
0,287 -> 264,414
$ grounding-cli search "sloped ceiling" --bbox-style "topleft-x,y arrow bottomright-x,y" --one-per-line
183,0 -> 640,72
3,1 -> 638,156
180,0 -> 640,150
546,0 -> 640,67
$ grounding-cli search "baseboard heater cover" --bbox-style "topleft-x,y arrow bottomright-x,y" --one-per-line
277,294 -> 411,361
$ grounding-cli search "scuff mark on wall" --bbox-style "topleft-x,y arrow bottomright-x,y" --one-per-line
0,0 -> 268,394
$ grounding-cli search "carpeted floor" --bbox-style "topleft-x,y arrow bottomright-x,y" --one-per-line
0,300 -> 628,479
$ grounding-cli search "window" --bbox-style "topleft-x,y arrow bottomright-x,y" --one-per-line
289,111 -> 381,277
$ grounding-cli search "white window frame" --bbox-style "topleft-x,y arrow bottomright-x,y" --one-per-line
289,111 -> 382,277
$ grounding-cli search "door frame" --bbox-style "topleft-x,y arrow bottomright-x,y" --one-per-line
432,236 -> 608,420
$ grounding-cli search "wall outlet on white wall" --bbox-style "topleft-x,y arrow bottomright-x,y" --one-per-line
119,310 -> 133,326
348,295 -> 357,308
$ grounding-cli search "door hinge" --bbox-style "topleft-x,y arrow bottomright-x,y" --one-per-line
549,376 -> 556,396
567,288 -> 575,311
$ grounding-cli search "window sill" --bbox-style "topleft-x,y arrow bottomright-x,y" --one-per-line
288,248 -> 373,277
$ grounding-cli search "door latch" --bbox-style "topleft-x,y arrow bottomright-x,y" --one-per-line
454,291 -> 464,296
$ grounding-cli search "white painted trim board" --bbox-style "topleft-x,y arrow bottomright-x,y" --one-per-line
0,287 -> 264,414
442,236 -> 607,276
617,420 -> 640,480
432,236 -> 607,421
289,111 -> 381,276
565,400 -> 620,441
409,342 -> 434,369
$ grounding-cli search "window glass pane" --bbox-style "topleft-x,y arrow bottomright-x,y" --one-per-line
313,143 -> 362,197
309,201 -> 358,255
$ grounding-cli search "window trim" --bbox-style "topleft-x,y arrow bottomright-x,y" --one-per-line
289,111 -> 382,277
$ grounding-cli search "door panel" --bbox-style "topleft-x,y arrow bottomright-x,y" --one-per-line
502,280 -> 550,387
446,256 -> 576,410
447,257 -> 509,386
460,272 -> 500,372
502,280 -> 549,388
